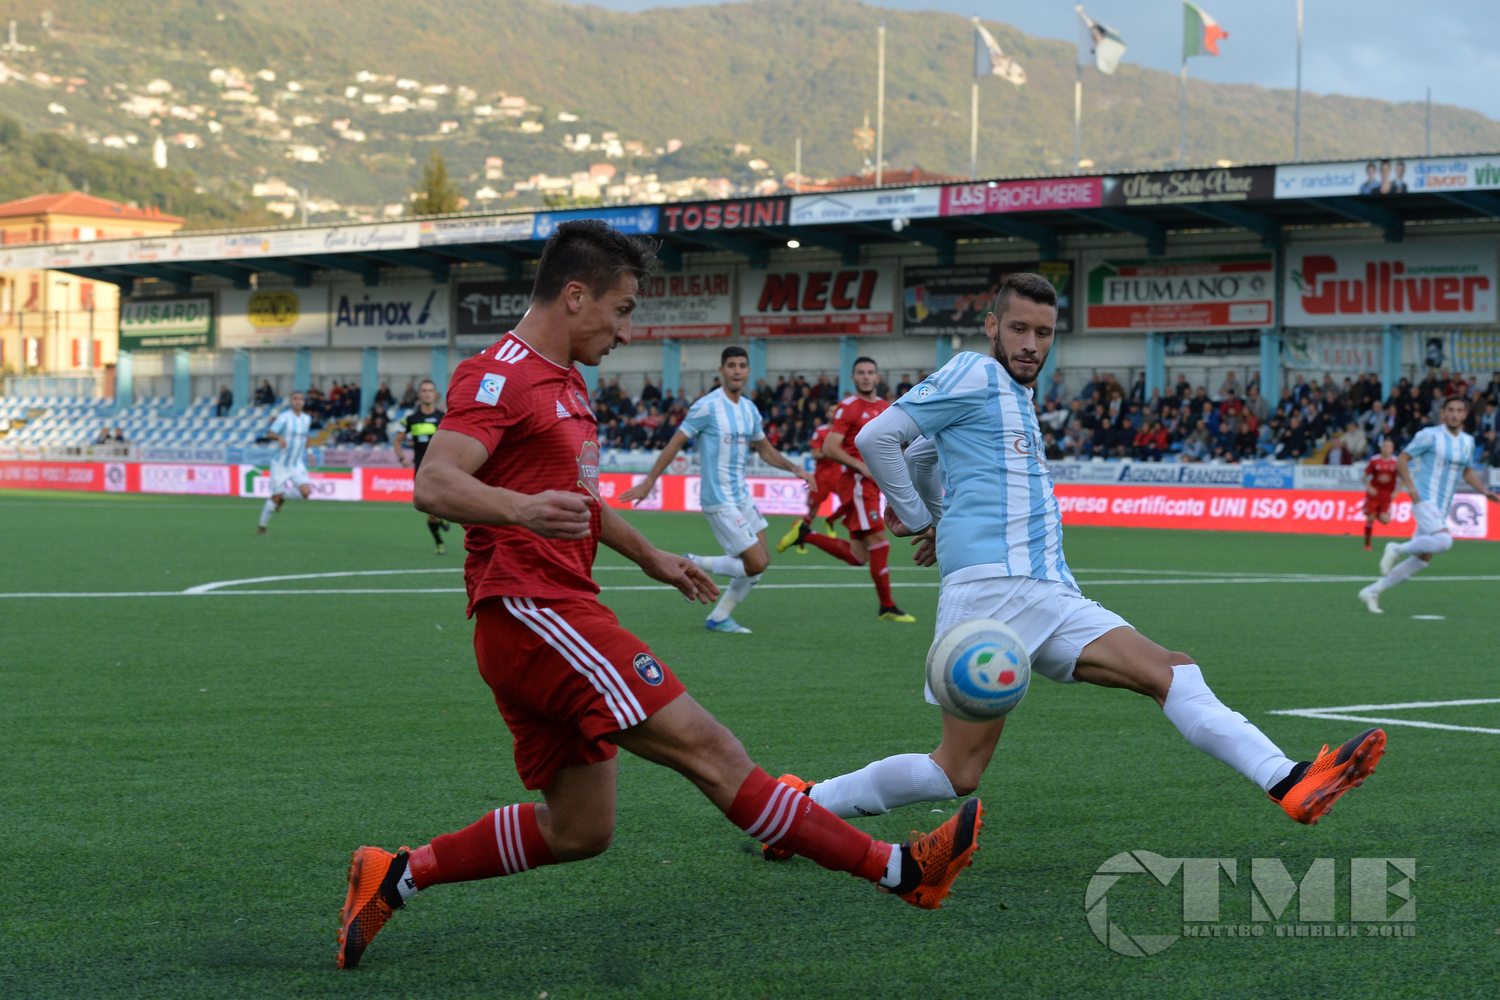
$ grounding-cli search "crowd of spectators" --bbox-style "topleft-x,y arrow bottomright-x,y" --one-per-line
1037,368 -> 1500,466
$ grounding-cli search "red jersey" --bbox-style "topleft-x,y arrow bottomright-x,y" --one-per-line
1366,456 -> 1398,497
442,333 -> 601,612
829,395 -> 890,465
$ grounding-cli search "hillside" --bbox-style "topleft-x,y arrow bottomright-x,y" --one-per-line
1,0 -> 1497,230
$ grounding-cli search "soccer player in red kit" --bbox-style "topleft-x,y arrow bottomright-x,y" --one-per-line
1363,438 -> 1399,550
335,221 -> 982,970
776,416 -> 843,552
789,358 -> 915,622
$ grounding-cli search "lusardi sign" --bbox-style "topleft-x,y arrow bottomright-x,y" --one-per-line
632,271 -> 734,339
1275,155 -> 1500,198
1284,239 -> 1497,326
118,295 -> 214,350
219,287 -> 330,348
330,281 -> 449,347
1085,254 -> 1274,332
739,266 -> 895,336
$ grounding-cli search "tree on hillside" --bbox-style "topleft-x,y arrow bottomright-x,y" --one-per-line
410,151 -> 462,216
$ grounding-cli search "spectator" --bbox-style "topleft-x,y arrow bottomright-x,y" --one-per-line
1180,425 -> 1211,462
640,376 -> 662,405
94,426 -> 112,445
896,373 -> 915,398
1133,420 -> 1169,461
1243,385 -> 1269,423
360,403 -> 390,445
1340,421 -> 1368,462
216,385 -> 233,417
254,380 -> 276,406
399,380 -> 418,408
374,382 -> 396,409
1038,399 -> 1069,436
1277,414 -> 1311,460
1045,371 -> 1065,405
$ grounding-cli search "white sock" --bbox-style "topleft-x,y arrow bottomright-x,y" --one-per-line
395,856 -> 420,901
701,555 -> 747,577
258,498 -> 277,528
877,844 -> 905,889
809,753 -> 958,819
1398,533 -> 1451,557
1372,556 -> 1428,593
707,572 -> 759,622
1162,664 -> 1294,791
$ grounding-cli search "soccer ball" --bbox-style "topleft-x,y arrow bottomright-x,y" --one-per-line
926,618 -> 1031,722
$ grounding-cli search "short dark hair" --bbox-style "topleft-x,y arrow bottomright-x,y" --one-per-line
418,378 -> 436,389
1443,394 -> 1470,409
531,219 -> 657,304
720,346 -> 749,365
852,356 -> 878,372
993,272 -> 1058,318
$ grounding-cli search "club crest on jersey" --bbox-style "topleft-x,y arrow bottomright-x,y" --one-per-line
633,652 -> 664,686
576,440 -> 601,501
476,373 -> 506,406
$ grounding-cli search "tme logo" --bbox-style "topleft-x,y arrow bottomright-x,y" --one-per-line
1086,851 -> 1416,957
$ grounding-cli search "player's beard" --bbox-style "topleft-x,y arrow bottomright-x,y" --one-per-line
992,340 -> 1046,389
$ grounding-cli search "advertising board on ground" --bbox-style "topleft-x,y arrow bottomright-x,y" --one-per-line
118,295 -> 215,351
1283,238 -> 1496,326
1085,254 -> 1274,332
632,271 -> 734,339
903,261 -> 1073,336
1274,155 -> 1500,199
219,287 -> 330,348
453,279 -> 531,349
329,281 -> 449,348
739,266 -> 895,336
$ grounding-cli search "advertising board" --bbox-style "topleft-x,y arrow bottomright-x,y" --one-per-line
904,261 -> 1072,336
454,279 -> 531,348
739,266 -> 895,337
1100,167 -> 1274,206
118,295 -> 215,351
1085,254 -> 1274,332
1274,155 -> 1500,199
633,271 -> 734,339
790,188 -> 942,225
940,177 -> 1102,215
1283,239 -> 1497,326
219,287 -> 330,348
329,281 -> 449,347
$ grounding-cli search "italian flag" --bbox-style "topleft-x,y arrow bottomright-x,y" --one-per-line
1183,1 -> 1228,57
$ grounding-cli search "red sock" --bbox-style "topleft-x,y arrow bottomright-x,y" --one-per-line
1364,522 -> 1373,544
726,767 -> 890,882
867,540 -> 894,606
804,531 -> 864,566
406,803 -> 557,889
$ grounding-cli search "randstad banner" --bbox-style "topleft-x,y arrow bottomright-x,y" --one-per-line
1085,254 -> 1274,332
1274,155 -> 1500,198
1283,239 -> 1497,326
118,295 -> 215,351
329,281 -> 449,347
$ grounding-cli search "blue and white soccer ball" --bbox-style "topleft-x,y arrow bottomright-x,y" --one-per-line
926,618 -> 1031,722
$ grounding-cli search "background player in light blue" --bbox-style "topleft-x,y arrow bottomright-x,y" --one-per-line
258,390 -> 314,535
623,346 -> 813,633
765,273 -> 1384,831
1361,395 -> 1498,612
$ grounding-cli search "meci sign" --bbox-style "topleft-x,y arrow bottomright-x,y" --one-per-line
118,295 -> 215,350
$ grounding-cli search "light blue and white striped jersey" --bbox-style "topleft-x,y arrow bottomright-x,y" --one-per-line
270,409 -> 312,469
1404,424 -> 1479,513
679,387 -> 765,509
896,352 -> 1076,588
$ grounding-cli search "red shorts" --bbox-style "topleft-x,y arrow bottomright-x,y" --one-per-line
837,472 -> 884,538
473,596 -> 686,790
807,465 -> 842,514
1365,493 -> 1394,518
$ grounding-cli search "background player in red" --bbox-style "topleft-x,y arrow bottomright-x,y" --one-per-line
334,221 -> 981,970
776,416 -> 842,554
1362,438 -> 1399,550
789,358 -> 915,622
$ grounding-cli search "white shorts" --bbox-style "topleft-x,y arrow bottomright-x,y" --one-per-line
269,463 -> 311,495
704,497 -> 768,556
925,576 -> 1131,705
1413,499 -> 1448,536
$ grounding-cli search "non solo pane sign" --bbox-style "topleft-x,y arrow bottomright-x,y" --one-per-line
1085,254 -> 1274,332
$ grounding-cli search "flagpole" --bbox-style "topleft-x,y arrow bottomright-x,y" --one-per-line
1074,59 -> 1082,174
876,22 -> 886,187
970,78 -> 979,180
794,136 -> 801,193
1426,87 -> 1432,155
1294,0 -> 1303,160
1179,53 -> 1188,169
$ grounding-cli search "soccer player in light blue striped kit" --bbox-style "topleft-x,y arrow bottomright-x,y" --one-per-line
623,346 -> 813,633
765,273 -> 1385,835
1360,395 -> 1499,612
258,390 -> 314,535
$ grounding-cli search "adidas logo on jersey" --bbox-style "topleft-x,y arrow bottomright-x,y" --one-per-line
494,340 -> 531,365
556,400 -> 570,419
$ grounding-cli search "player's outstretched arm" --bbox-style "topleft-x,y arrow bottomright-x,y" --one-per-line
750,437 -> 816,486
1462,467 -> 1500,503
414,428 -> 591,539
619,429 -> 691,503
598,503 -> 720,603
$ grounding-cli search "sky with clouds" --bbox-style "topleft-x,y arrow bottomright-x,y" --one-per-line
578,0 -> 1500,121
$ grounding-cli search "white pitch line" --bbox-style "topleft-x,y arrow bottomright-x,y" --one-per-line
1268,698 -> 1500,736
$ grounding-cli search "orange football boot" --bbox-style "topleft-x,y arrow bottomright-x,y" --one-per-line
895,797 -> 984,910
1272,728 -> 1386,825
760,774 -> 813,862
337,845 -> 408,969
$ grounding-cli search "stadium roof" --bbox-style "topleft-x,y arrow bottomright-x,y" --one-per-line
7,152 -> 1500,293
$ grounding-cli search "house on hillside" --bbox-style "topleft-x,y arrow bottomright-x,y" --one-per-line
0,193 -> 183,377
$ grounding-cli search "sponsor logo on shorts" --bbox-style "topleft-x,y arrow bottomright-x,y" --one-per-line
633,652 -> 664,686
476,372 -> 506,406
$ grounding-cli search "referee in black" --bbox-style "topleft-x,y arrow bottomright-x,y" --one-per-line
392,378 -> 451,553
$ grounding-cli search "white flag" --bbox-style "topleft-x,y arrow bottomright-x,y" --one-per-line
1077,6 -> 1126,75
973,18 -> 1026,87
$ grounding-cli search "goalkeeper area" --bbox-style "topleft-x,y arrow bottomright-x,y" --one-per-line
3,491 -> 1496,999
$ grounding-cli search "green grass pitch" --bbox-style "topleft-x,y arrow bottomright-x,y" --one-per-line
2,491 -> 1497,999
